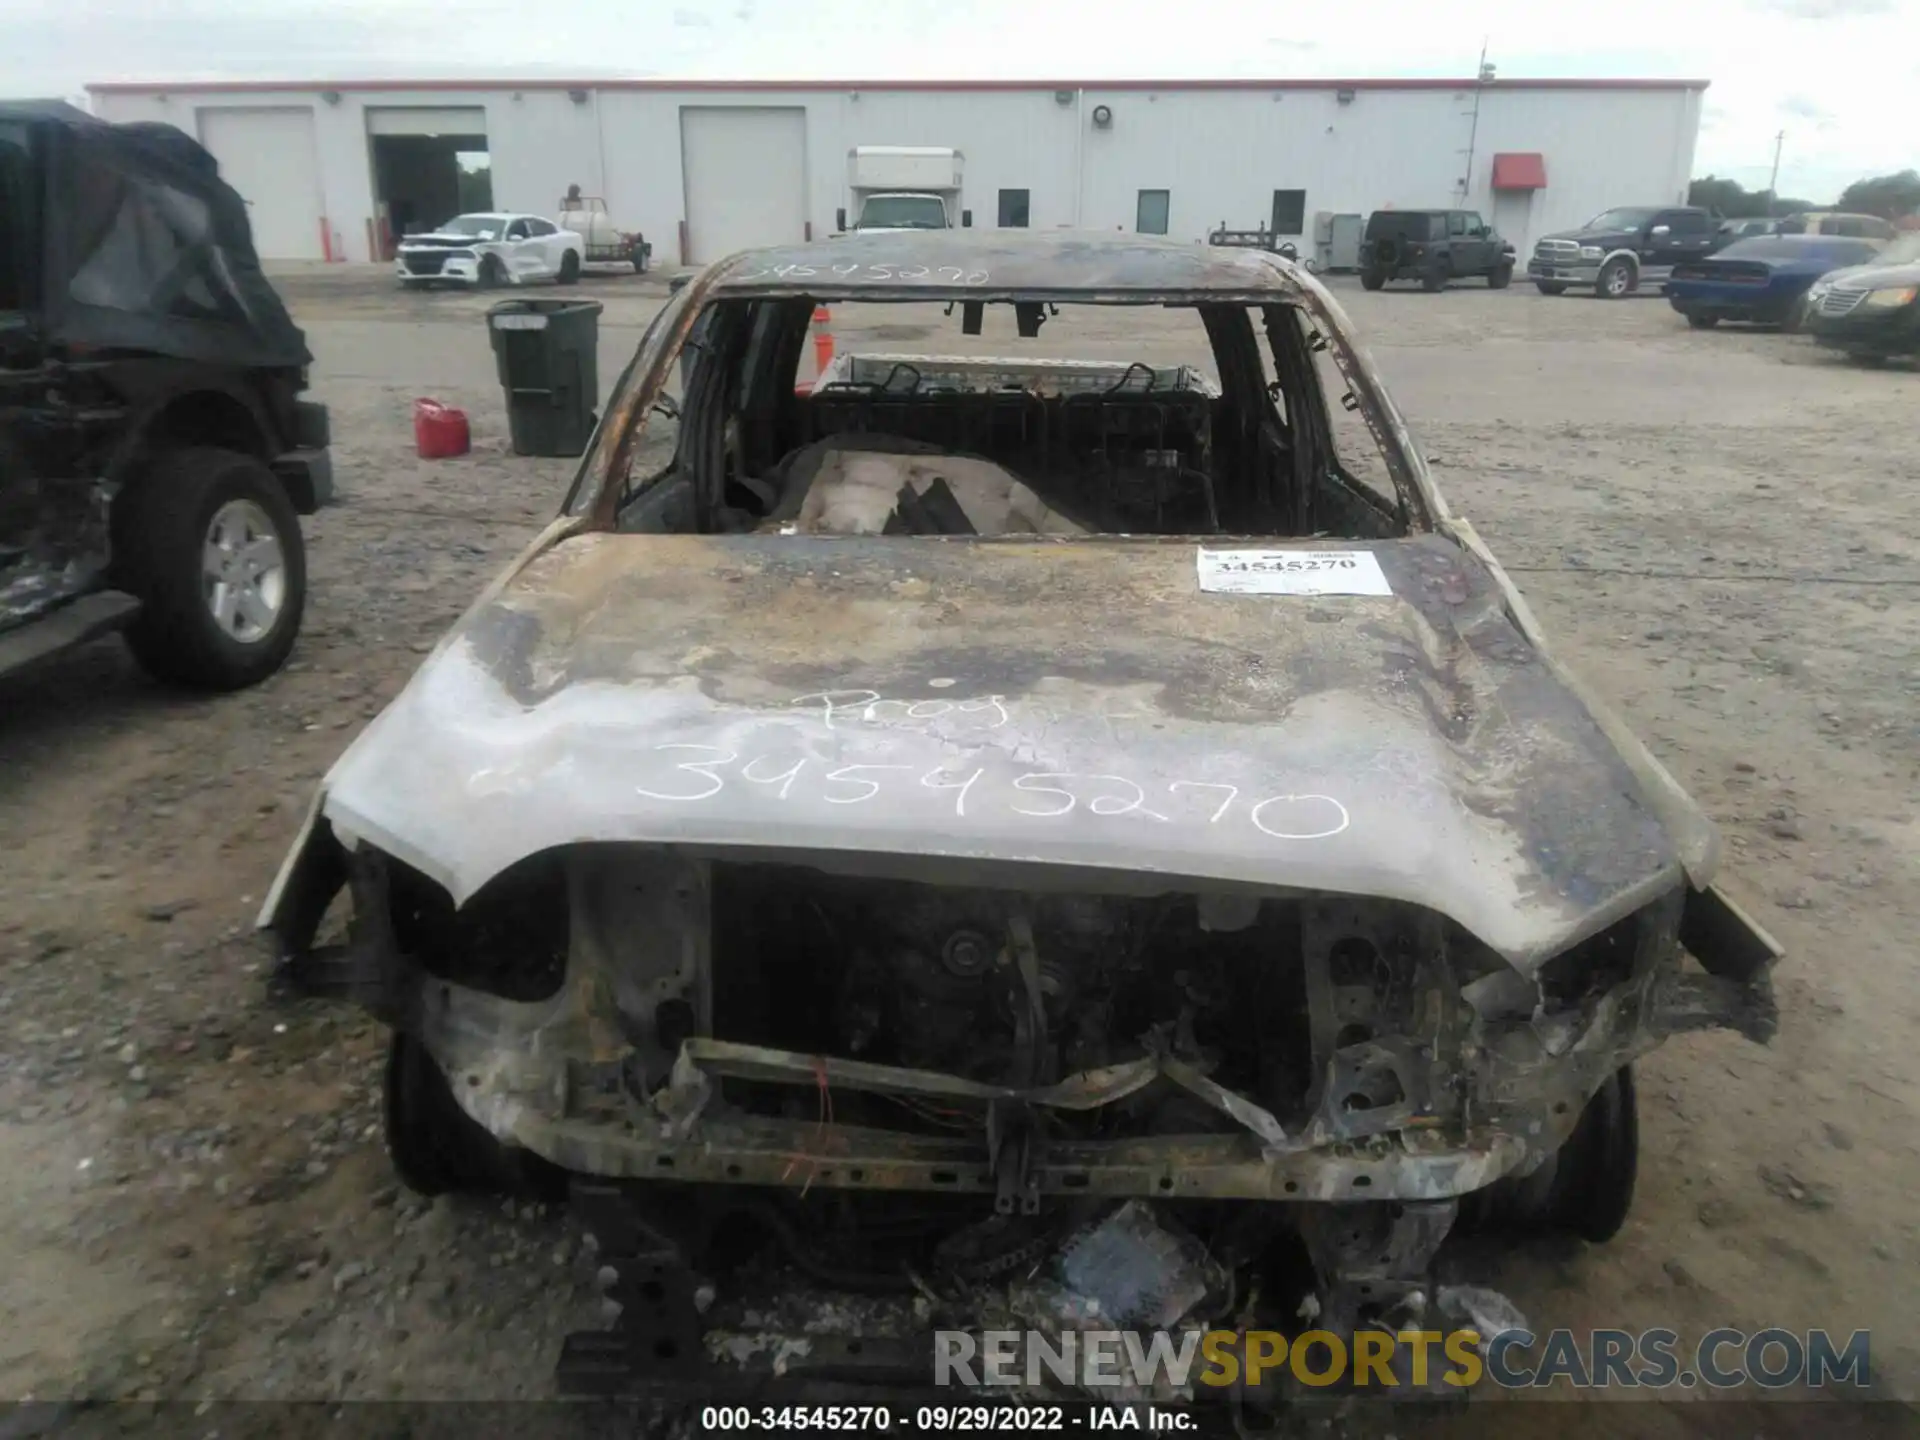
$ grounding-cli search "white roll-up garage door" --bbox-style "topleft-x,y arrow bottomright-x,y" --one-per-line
365,107 -> 488,138
196,107 -> 325,261
680,107 -> 807,263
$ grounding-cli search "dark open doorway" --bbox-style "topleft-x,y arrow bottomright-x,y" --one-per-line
369,132 -> 491,259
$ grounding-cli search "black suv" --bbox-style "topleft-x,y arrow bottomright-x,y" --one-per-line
1,102 -> 329,690
1528,206 -> 1720,298
1359,210 -> 1515,291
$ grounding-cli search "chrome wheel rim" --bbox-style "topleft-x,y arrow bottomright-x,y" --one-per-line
202,498 -> 286,643
1606,267 -> 1630,296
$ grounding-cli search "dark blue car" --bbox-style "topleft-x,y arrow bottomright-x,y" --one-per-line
1667,235 -> 1885,329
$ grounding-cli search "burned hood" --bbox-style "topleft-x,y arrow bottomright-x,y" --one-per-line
303,530 -> 1713,971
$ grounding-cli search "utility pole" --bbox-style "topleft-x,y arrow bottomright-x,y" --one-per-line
1460,40 -> 1493,204
1766,130 -> 1785,215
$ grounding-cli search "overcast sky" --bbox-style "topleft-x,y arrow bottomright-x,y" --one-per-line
4,0 -> 1913,203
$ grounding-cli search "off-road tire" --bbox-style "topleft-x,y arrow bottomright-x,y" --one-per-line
1360,269 -> 1386,291
384,1031 -> 565,1199
114,447 -> 305,691
1535,281 -> 1568,296
1687,313 -> 1720,329
1596,256 -> 1635,299
556,250 -> 582,286
1488,262 -> 1513,289
1372,238 -> 1401,269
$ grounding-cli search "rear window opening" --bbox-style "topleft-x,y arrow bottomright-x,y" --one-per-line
1365,213 -> 1444,242
609,295 -> 1409,545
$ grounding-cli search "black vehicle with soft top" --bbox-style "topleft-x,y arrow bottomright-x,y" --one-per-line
1,101 -> 328,689
1359,209 -> 1515,291
1529,205 -> 1720,298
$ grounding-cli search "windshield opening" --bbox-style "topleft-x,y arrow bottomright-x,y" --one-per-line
855,196 -> 948,230
1585,208 -> 1659,231
590,293 -> 1414,544
1868,233 -> 1920,266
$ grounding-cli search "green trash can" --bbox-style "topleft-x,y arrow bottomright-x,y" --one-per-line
486,298 -> 603,457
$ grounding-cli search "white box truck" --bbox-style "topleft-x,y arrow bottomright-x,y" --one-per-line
837,147 -> 968,234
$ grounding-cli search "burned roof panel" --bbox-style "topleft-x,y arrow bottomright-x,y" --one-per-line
705,230 -> 1303,298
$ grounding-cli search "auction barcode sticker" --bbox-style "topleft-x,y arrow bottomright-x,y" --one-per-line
1197,548 -> 1393,597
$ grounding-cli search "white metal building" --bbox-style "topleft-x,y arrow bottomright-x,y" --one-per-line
86,77 -> 1706,266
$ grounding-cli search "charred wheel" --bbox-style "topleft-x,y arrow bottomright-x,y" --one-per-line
1457,1064 -> 1639,1241
384,1030 -> 566,1200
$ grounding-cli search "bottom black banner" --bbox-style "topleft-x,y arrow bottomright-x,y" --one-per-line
3,1399 -> 1915,1440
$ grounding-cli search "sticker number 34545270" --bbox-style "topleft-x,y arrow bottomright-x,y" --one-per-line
1196,548 -> 1393,597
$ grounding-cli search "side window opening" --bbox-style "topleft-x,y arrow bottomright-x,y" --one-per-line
1448,213 -> 1467,237
1272,304 -> 1403,538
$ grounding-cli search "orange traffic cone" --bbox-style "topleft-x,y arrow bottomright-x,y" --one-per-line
812,306 -> 835,377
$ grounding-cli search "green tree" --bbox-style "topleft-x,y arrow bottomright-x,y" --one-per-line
457,160 -> 494,214
1836,170 -> 1920,220
1691,175 -> 1764,217
1688,175 -> 1818,218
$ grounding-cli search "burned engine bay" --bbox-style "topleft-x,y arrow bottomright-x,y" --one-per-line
283,833 -> 1776,1401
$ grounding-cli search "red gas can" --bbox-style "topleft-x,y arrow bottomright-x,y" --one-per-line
412,398 -> 470,459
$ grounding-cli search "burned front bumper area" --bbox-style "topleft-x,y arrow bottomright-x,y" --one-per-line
277,833 -> 1774,1209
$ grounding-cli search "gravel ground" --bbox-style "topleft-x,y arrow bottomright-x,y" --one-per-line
2,262 -> 1916,1429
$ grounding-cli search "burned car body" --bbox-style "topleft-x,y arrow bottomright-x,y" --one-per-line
264,232 -> 1778,1399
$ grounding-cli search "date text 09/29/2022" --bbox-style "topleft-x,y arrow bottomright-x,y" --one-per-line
698,1405 -> 1194,1432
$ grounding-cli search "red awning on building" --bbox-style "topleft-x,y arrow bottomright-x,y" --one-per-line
1491,152 -> 1548,190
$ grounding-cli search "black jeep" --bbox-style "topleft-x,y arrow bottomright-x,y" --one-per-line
1,101 -> 328,690
1359,209 -> 1515,291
